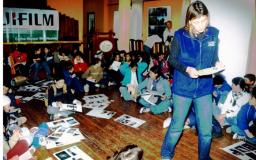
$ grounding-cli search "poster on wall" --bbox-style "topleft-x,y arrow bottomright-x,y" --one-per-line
3,7 -> 59,42
148,6 -> 171,38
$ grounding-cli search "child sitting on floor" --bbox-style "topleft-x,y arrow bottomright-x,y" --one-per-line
216,77 -> 250,128
3,95 -> 27,140
46,75 -> 81,120
231,86 -> 256,143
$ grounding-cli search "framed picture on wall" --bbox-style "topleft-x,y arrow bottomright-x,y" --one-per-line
148,6 -> 171,38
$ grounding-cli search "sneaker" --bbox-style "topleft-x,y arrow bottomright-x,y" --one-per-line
95,84 -> 100,88
232,133 -> 245,140
168,107 -> 172,113
139,107 -> 150,114
226,127 -> 232,134
108,82 -> 116,86
184,125 -> 190,129
163,117 -> 172,128
84,84 -> 89,93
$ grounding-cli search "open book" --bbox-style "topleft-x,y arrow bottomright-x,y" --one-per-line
59,103 -> 82,112
110,61 -> 121,71
197,65 -> 225,76
141,90 -> 162,105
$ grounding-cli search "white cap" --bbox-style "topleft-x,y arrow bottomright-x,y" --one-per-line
3,95 -> 11,107
164,19 -> 172,24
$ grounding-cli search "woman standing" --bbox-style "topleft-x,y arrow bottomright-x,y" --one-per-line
161,1 -> 223,159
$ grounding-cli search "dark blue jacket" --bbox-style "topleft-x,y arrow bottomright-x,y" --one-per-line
237,103 -> 256,130
169,27 -> 219,98
213,81 -> 232,104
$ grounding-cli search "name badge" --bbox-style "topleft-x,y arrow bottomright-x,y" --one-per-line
208,41 -> 215,47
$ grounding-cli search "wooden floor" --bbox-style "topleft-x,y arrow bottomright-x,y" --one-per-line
19,86 -> 240,160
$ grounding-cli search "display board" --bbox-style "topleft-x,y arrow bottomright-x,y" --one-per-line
3,7 -> 59,42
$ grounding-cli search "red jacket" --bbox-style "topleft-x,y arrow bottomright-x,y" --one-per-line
73,59 -> 88,73
11,51 -> 27,63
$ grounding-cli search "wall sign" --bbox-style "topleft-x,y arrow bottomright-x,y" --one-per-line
3,7 -> 59,42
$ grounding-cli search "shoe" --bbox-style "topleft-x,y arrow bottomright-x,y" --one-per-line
84,84 -> 89,93
163,117 -> 172,128
95,84 -> 100,88
184,125 -> 190,129
139,107 -> 150,114
168,107 -> 172,113
232,133 -> 245,140
108,82 -> 116,86
226,127 -> 232,134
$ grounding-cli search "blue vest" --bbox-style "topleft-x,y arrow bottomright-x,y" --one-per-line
172,27 -> 219,98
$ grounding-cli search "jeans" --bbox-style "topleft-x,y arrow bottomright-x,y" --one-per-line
31,62 -> 51,80
119,86 -> 133,101
229,119 -> 256,144
161,94 -> 213,160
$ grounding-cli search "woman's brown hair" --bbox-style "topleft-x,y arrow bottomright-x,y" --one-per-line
185,1 -> 209,34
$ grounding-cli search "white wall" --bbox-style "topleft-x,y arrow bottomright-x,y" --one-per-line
201,0 -> 255,84
247,2 -> 256,75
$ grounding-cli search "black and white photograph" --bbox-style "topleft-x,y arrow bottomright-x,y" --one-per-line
65,117 -> 80,126
17,84 -> 41,92
54,150 -> 71,160
115,114 -> 146,128
222,141 -> 256,160
54,146 -> 93,160
60,103 -> 82,112
32,92 -> 46,101
2,0 -> 255,159
86,109 -> 116,119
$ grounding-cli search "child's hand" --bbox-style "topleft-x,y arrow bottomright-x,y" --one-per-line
161,95 -> 167,100
213,91 -> 218,97
217,114 -> 226,126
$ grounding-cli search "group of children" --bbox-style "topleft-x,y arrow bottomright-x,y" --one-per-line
3,43 -> 256,159
213,74 -> 256,143
172,74 -> 256,143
